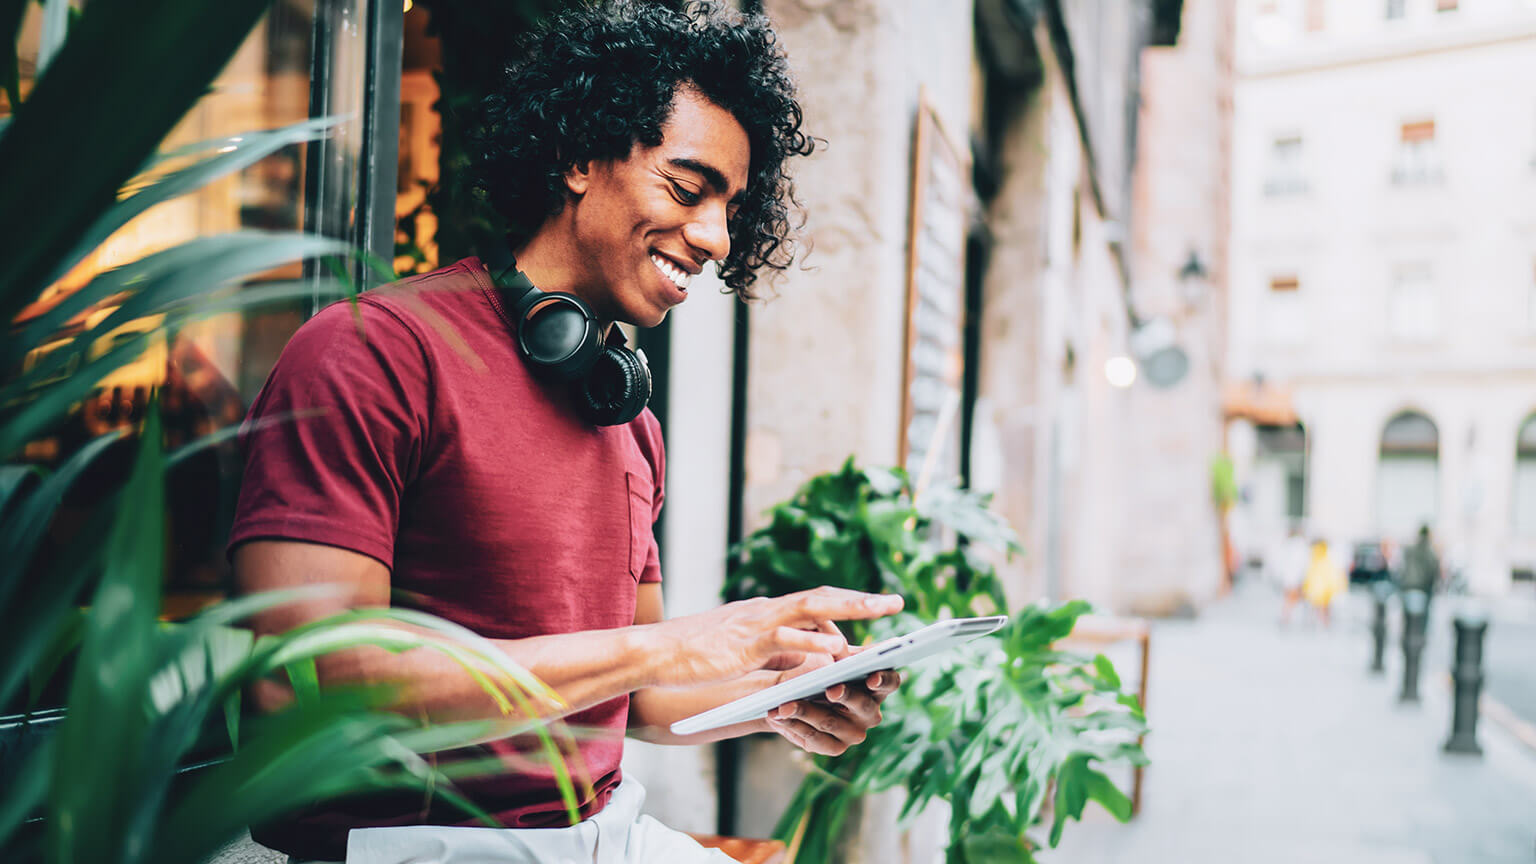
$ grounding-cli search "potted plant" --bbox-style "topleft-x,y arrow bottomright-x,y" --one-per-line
726,460 -> 1147,863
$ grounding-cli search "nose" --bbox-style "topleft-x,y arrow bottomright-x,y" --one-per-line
682,201 -> 731,264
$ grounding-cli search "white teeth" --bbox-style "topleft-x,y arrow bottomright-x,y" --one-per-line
651,254 -> 692,290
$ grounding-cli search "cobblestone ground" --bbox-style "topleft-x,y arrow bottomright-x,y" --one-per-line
1051,582 -> 1536,864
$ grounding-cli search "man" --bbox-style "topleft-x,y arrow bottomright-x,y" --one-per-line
230,4 -> 903,862
1400,525 -> 1441,597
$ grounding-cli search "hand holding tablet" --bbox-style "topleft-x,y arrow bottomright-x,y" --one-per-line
671,616 -> 1007,736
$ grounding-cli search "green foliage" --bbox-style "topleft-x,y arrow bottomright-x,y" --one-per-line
1210,453 -> 1238,511
0,2 -> 576,861
726,459 -> 1016,638
1,405 -> 578,863
726,460 -> 1146,863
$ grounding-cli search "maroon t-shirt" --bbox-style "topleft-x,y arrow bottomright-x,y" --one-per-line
228,257 -> 664,860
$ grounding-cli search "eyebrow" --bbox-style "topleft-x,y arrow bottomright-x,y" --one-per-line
667,157 -> 746,204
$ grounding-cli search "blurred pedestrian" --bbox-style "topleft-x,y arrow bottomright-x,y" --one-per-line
1400,524 -> 1441,598
1274,524 -> 1310,626
1302,539 -> 1346,628
1381,537 -> 1400,574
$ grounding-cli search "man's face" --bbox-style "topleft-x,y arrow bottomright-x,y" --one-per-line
563,87 -> 750,327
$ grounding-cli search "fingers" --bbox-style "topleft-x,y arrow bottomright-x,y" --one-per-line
768,701 -> 863,756
772,699 -> 864,744
767,716 -> 845,755
769,625 -> 846,657
775,587 -> 904,627
864,670 -> 902,699
824,683 -> 881,728
814,619 -> 854,660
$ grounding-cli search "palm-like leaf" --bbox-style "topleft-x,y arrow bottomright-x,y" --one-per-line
0,0 -> 275,321
0,407 -> 582,864
2,3 -> 579,861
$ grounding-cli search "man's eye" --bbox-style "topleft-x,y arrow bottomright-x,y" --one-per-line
671,183 -> 701,205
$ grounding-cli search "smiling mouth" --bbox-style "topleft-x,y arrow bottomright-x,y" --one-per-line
650,253 -> 693,291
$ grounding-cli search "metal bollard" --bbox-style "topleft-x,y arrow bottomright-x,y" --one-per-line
1399,589 -> 1429,703
1444,603 -> 1489,756
1369,581 -> 1392,674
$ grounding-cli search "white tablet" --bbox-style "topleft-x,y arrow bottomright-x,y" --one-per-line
669,615 -> 1008,736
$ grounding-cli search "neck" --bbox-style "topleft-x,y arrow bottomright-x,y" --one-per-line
512,221 -> 613,334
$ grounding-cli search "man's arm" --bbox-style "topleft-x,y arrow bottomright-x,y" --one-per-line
236,540 -> 900,725
626,583 -> 899,756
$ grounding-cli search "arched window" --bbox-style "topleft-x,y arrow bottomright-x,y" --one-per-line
1377,410 -> 1439,541
1255,423 -> 1308,523
1514,415 -> 1536,539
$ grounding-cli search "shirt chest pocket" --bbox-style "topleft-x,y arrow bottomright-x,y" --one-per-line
625,470 -> 656,582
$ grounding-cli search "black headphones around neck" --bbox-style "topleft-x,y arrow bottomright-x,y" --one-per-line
483,246 -> 652,427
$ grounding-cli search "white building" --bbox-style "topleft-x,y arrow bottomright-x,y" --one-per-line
1228,0 -> 1536,593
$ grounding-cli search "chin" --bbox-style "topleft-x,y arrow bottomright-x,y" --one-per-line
633,307 -> 670,329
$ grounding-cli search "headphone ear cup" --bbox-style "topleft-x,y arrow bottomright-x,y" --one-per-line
574,346 -> 652,427
520,297 -> 600,381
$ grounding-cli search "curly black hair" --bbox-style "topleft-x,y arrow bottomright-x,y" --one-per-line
469,1 -> 814,299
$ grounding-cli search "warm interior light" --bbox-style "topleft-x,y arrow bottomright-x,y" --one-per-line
1105,356 -> 1138,389
403,0 -> 413,11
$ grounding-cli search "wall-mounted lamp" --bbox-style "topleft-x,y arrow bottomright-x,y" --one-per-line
1131,317 -> 1190,389
1105,355 -> 1138,389
1178,249 -> 1209,308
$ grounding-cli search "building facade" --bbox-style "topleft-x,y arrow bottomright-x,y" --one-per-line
631,0 -> 1232,857
1228,0 -> 1536,592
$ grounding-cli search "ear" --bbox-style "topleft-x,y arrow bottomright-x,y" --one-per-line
563,160 -> 592,196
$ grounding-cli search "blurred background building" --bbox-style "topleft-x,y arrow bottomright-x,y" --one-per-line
1227,0 -> 1536,595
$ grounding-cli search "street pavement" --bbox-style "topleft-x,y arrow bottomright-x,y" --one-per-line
1052,582 -> 1536,864
1487,585 -> 1536,735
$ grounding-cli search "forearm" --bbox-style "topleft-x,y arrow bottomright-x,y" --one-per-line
627,673 -> 777,745
292,623 -> 670,723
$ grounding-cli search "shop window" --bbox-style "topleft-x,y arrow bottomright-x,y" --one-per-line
1386,0 -> 1407,19
1377,411 -> 1440,541
1392,119 -> 1444,186
1515,415 -> 1536,538
4,2 -> 381,610
1264,134 -> 1308,196
1255,423 -> 1309,528
1263,274 -> 1306,346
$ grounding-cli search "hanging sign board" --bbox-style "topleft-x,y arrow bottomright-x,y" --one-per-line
898,91 -> 971,495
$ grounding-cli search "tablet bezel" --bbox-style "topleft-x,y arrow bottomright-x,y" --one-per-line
668,615 -> 1007,737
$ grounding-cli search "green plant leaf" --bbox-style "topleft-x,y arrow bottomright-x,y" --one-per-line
0,733 -> 52,848
1082,765 -> 1133,822
0,277 -> 350,459
46,400 -> 164,864
0,499 -> 112,710
0,0 -> 25,110
0,0 -> 276,323
285,657 -> 321,707
0,462 -> 44,519
0,332 -> 154,459
13,231 -> 351,371
47,115 -> 346,292
1092,653 -> 1121,689
0,428 -> 123,596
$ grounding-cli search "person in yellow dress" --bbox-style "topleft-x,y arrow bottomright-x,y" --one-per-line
1302,539 -> 1347,627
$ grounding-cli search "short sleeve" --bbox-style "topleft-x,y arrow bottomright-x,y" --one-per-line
228,299 -> 430,569
635,409 -> 665,584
